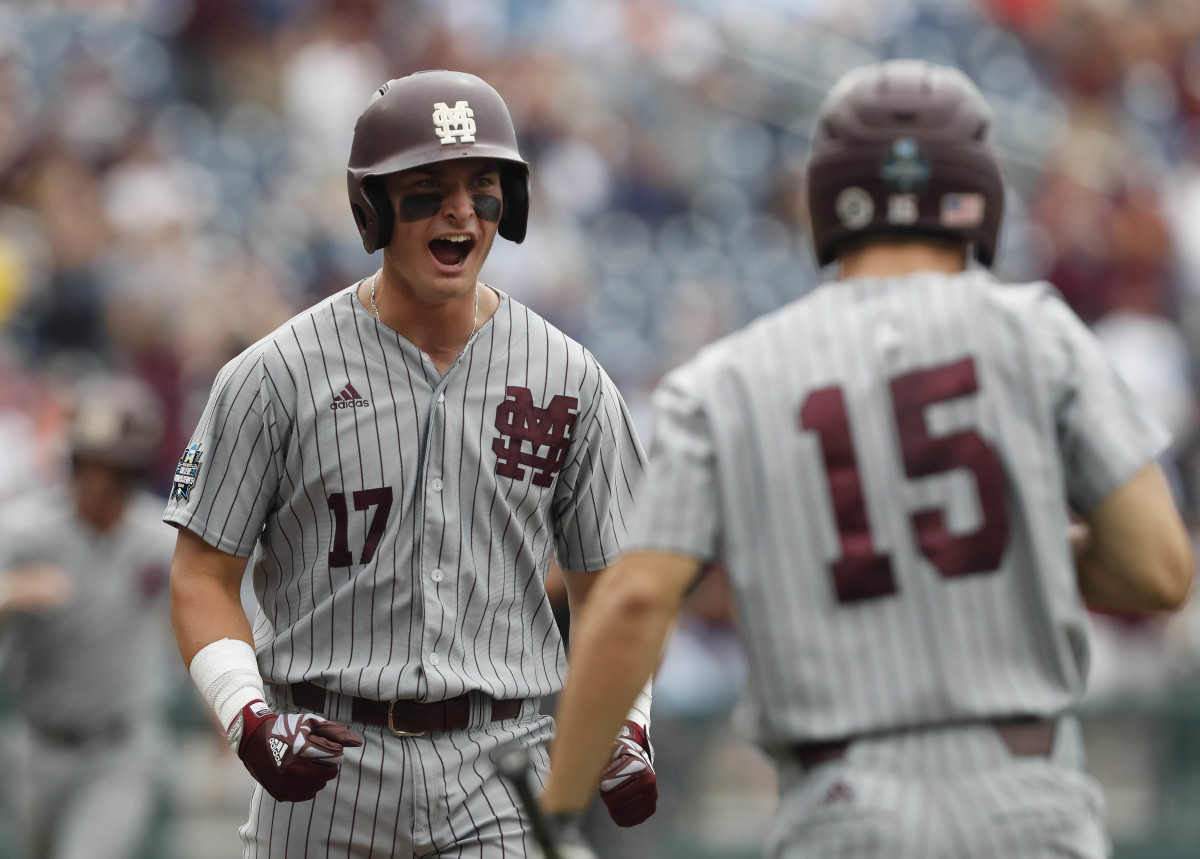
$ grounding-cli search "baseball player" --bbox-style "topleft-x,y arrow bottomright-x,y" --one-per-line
166,70 -> 656,857
0,377 -> 177,859
540,60 -> 1195,858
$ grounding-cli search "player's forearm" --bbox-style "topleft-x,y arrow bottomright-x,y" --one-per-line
544,576 -> 669,810
1076,544 -> 1193,612
1074,464 -> 1194,612
171,574 -> 254,665
0,562 -> 73,623
561,563 -> 657,725
561,566 -> 603,620
544,553 -> 697,813
169,527 -> 254,666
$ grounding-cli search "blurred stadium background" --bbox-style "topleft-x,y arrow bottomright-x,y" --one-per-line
2,0 -> 1200,856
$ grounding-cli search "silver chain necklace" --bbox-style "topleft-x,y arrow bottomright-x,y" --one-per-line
370,271 -> 480,342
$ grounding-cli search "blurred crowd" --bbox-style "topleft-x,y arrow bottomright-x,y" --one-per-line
2,0 -> 1200,855
2,0 -> 1200,494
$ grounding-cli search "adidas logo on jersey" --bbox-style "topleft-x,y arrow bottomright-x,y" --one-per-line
329,383 -> 370,410
269,737 -> 287,767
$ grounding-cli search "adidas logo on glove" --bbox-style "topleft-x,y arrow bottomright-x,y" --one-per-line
269,737 -> 288,767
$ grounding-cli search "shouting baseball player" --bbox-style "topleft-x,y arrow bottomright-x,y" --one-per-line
541,60 -> 1194,858
166,70 -> 656,856
0,377 -> 177,859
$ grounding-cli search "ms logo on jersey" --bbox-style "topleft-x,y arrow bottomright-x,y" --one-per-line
170,443 -> 203,503
493,386 -> 579,487
433,101 -> 476,145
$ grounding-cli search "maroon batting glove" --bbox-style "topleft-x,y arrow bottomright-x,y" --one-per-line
598,720 -> 657,827
229,700 -> 364,803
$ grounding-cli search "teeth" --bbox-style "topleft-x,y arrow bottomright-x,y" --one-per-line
441,235 -> 471,243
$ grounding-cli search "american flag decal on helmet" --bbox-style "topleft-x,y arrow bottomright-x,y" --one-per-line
940,193 -> 985,228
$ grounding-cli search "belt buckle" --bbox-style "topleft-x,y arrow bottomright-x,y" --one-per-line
387,700 -> 425,737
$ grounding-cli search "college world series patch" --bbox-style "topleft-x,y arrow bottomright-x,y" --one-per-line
170,443 -> 203,503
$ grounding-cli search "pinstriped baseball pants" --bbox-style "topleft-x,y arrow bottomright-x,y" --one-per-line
767,718 -> 1109,859
242,693 -> 552,858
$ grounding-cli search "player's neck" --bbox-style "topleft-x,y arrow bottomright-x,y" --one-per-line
836,241 -> 969,280
360,276 -> 499,373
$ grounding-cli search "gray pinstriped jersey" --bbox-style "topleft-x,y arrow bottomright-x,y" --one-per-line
629,271 -> 1169,750
0,488 -> 176,728
164,283 -> 644,703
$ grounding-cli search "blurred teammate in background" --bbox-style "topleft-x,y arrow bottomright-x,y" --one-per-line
167,70 -> 654,856
541,60 -> 1194,858
0,376 -> 177,859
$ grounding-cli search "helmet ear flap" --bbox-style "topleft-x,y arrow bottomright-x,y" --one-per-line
498,164 -> 529,244
364,179 -> 394,252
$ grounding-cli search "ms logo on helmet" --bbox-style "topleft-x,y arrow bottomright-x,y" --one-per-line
433,101 -> 476,144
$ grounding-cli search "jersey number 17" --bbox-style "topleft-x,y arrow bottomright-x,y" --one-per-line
800,356 -> 1010,604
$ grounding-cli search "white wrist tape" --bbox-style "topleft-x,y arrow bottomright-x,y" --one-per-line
625,677 -> 653,729
189,638 -> 267,734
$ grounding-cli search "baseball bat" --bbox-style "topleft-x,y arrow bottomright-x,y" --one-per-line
494,741 -> 562,859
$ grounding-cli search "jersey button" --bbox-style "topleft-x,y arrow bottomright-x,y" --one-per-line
437,393 -> 445,403
429,653 -> 441,666
430,478 -> 443,491
431,569 -> 444,582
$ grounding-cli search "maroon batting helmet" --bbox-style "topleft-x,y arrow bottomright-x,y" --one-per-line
68,376 -> 164,473
805,60 -> 1005,267
347,70 -> 530,253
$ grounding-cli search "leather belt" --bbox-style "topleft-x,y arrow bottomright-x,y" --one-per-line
794,738 -> 853,770
794,717 -> 1057,770
992,716 -> 1057,757
290,682 -> 522,737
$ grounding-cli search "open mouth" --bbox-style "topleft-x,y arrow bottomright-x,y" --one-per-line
429,235 -> 475,269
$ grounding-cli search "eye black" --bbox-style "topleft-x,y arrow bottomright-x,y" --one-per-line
398,193 -> 444,222
473,195 -> 502,223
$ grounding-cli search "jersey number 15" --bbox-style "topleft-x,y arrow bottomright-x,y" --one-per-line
800,356 -> 1009,604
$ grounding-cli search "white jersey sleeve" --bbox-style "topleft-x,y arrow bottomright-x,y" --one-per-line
625,369 -> 720,561
1039,292 -> 1172,511
164,349 -> 284,556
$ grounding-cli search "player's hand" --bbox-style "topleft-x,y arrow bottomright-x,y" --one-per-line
531,810 -> 599,859
598,720 -> 657,827
230,700 -> 364,802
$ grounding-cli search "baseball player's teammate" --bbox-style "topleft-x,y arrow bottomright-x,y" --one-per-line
166,70 -> 656,857
540,60 -> 1195,858
0,378 -> 177,859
